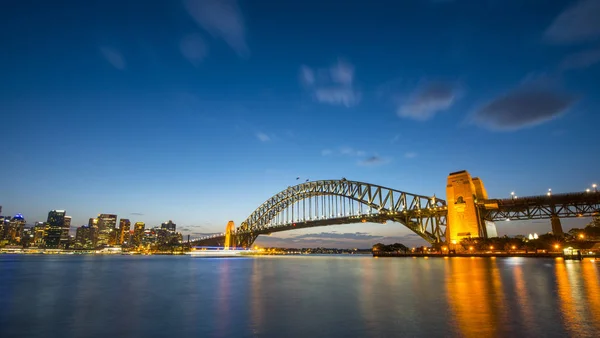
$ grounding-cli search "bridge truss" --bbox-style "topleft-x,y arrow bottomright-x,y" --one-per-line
195,179 -> 448,247
481,192 -> 600,221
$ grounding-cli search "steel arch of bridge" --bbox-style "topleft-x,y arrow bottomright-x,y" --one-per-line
226,179 -> 448,247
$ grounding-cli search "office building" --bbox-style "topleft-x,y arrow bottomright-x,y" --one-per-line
45,210 -> 65,248
118,219 -> 131,245
33,222 -> 46,247
133,222 -> 145,247
96,214 -> 117,246
161,220 -> 176,232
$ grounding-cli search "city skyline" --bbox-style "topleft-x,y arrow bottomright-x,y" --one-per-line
2,0 -> 600,248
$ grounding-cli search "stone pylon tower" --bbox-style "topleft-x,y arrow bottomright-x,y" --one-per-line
224,221 -> 236,249
446,171 -> 491,244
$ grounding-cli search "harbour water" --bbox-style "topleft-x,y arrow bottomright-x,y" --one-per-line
1,255 -> 599,338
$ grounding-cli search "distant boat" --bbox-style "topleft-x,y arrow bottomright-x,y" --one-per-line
186,247 -> 255,258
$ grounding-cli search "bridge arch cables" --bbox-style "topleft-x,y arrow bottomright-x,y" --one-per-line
232,179 -> 447,245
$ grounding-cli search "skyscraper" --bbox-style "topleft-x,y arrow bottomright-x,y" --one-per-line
88,218 -> 98,248
118,219 -> 131,245
45,210 -> 65,248
133,222 -> 145,247
61,216 -> 72,247
96,214 -> 117,246
161,220 -> 176,232
33,222 -> 47,247
5,214 -> 26,244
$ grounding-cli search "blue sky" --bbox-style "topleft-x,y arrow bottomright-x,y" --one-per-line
1,0 -> 599,248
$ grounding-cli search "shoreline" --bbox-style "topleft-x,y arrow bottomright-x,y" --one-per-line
372,252 -> 600,259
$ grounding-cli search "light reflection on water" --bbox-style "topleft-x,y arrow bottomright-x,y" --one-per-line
0,255 -> 598,338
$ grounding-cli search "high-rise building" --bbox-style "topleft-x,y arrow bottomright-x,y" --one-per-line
161,220 -> 176,232
33,222 -> 47,247
45,210 -> 65,248
4,214 -> 26,244
75,225 -> 94,249
88,218 -> 99,248
118,219 -> 131,245
96,214 -> 117,247
133,222 -> 145,247
0,216 -> 8,241
60,216 -> 72,247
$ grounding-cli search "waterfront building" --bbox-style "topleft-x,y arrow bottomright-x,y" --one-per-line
21,227 -> 34,247
5,214 -> 26,244
96,214 -> 117,246
61,216 -> 72,248
45,210 -> 65,248
118,219 -> 131,245
161,220 -> 176,232
88,218 -> 99,248
33,222 -> 46,247
75,225 -> 94,249
133,222 -> 145,247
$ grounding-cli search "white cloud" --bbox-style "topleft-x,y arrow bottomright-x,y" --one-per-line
300,65 -> 315,85
544,0 -> 600,44
300,60 -> 360,107
256,132 -> 270,142
398,82 -> 458,120
314,87 -> 360,107
99,46 -> 126,70
183,0 -> 248,56
321,149 -> 333,156
560,48 -> 600,70
180,33 -> 208,66
404,152 -> 417,159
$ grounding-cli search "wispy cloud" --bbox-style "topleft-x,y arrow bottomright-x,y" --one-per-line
256,132 -> 270,142
544,0 -> 600,44
397,81 -> 459,121
99,46 -> 126,70
560,48 -> 600,70
339,147 -> 365,157
180,33 -> 208,66
472,87 -> 576,131
183,0 -> 249,57
404,152 -> 417,159
130,212 -> 144,216
300,60 -> 360,107
321,149 -> 333,156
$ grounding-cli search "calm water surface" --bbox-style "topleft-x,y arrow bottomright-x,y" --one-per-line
0,255 -> 599,338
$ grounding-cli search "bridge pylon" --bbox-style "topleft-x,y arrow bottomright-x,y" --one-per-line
446,170 -> 497,246
224,221 -> 236,249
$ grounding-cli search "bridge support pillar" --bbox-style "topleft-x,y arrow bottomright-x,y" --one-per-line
551,215 -> 563,236
446,170 -> 491,245
224,221 -> 236,249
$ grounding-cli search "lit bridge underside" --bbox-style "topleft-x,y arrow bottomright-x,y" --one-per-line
193,180 -> 448,248
481,192 -> 600,221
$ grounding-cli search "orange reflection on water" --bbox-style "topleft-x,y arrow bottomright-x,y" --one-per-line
445,258 -> 507,338
513,264 -> 535,329
581,260 -> 600,332
554,260 -> 600,335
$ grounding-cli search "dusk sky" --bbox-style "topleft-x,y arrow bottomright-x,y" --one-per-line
1,0 -> 599,248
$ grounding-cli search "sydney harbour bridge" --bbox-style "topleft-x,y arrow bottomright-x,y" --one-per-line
192,171 -> 600,248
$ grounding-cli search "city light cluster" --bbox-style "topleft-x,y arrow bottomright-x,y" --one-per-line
0,207 -> 184,252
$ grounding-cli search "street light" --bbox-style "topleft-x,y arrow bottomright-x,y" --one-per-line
547,188 -> 552,196
587,188 -> 591,193
511,191 -> 515,200
593,183 -> 597,192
